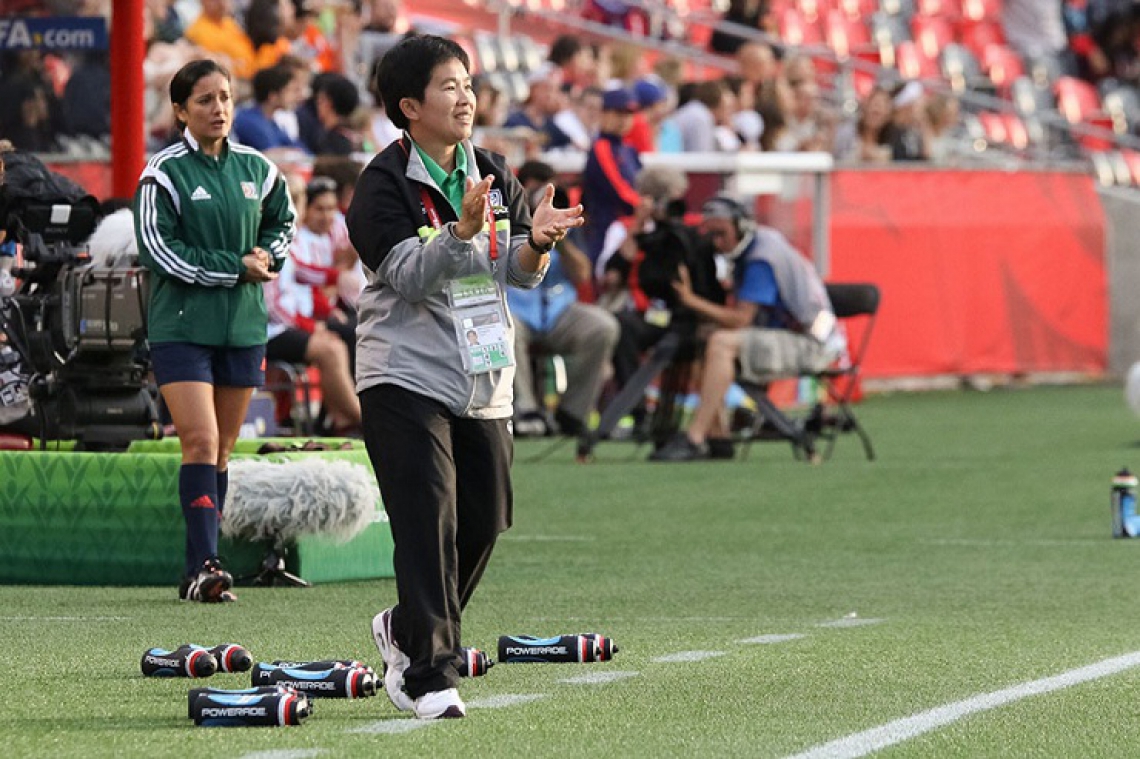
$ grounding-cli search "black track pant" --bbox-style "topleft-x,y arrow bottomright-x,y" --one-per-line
360,383 -> 513,698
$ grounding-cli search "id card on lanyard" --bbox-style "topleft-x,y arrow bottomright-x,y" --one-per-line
411,150 -> 513,375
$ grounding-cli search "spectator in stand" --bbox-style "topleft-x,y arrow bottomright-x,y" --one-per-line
548,34 -> 596,89
266,175 -> 362,433
313,73 -> 363,155
673,79 -> 727,152
366,59 -> 402,152
713,84 -> 744,152
583,0 -> 651,37
353,0 -> 406,89
710,0 -> 772,55
271,54 -> 310,146
885,81 -> 927,161
773,57 -> 833,152
550,85 -> 603,152
184,0 -> 256,79
508,161 -> 620,437
0,50 -> 65,146
1063,0 -> 1112,80
245,0 -> 294,73
1003,0 -> 1074,76
311,155 -> 367,307
631,77 -> 682,152
725,76 -> 764,150
832,85 -> 893,164
232,63 -> 308,152
148,0 -> 185,44
650,196 -> 844,462
581,87 -> 643,263
287,0 -> 341,73
923,92 -> 963,164
504,63 -> 564,145
737,41 -> 780,116
62,51 -> 110,140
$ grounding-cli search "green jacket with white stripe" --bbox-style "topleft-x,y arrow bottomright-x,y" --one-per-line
132,132 -> 295,347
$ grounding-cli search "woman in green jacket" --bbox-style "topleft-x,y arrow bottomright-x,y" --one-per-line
133,59 -> 295,602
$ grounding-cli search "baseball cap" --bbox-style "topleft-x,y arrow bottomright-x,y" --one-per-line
601,87 -> 638,113
632,78 -> 666,108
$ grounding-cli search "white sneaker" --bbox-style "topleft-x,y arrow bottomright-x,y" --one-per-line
370,608 -> 413,712
413,688 -> 466,720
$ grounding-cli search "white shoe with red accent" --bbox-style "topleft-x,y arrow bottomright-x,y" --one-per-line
413,688 -> 466,720
370,608 -> 413,712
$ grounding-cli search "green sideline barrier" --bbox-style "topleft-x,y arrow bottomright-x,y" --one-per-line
0,443 -> 392,587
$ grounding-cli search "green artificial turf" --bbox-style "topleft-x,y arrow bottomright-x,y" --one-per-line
2,384 -> 1140,758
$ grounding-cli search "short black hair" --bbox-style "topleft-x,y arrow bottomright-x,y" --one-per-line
169,59 -> 230,110
320,73 -> 360,118
376,34 -> 470,131
252,64 -> 293,104
516,160 -> 556,187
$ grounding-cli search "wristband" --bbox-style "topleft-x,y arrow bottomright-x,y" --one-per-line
527,230 -> 554,254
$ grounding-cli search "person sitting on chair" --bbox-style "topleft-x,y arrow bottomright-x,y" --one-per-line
650,195 -> 845,462
508,160 -> 619,437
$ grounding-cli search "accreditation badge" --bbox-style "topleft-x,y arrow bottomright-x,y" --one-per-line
448,274 -> 514,375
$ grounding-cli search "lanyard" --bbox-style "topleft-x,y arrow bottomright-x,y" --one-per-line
402,138 -> 498,261
418,184 -> 498,262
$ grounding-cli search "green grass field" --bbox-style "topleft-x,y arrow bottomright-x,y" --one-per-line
3,383 -> 1140,758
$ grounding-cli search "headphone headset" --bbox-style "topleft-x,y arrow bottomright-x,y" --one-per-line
701,195 -> 757,238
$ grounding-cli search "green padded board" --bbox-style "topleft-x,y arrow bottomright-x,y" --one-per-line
0,450 -> 392,586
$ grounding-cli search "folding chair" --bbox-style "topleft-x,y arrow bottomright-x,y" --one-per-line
740,282 -> 881,462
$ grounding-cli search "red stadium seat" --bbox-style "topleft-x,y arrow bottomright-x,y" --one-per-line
978,111 -> 1007,145
911,14 -> 953,59
914,0 -> 960,19
958,18 -> 1004,59
825,10 -> 873,58
1055,76 -> 1104,124
1121,150 -> 1140,187
981,43 -> 1023,93
780,7 -> 825,45
795,0 -> 835,22
895,39 -> 940,79
960,0 -> 1000,22
1001,112 -> 1029,150
836,0 -> 877,18
1055,76 -> 1115,150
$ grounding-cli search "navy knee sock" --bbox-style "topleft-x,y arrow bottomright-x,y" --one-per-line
180,463 -> 219,575
216,469 -> 229,517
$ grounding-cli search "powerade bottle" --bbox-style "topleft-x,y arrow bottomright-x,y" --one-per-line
209,644 -> 252,673
580,633 -> 619,661
140,645 -> 217,678
458,647 -> 494,677
1112,467 -> 1139,538
187,685 -> 300,719
252,662 -> 377,698
497,634 -> 600,663
191,691 -> 311,727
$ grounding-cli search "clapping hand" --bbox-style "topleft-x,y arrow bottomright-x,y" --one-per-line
454,176 -> 494,241
529,184 -> 584,250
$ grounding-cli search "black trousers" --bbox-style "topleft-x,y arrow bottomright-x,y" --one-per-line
359,383 -> 513,698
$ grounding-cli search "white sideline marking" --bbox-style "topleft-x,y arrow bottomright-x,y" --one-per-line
920,538 -> 1102,547
348,719 -> 435,735
784,651 -> 1140,759
558,670 -> 640,685
467,693 -> 548,709
237,751 -> 323,759
0,616 -> 130,622
739,634 -> 806,645
652,650 -> 727,663
816,618 -> 883,629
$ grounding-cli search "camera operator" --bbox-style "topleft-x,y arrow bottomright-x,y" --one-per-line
601,166 -> 726,440
649,196 -> 845,462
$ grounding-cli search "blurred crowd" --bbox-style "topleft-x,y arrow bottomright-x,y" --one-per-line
7,0 -> 1136,167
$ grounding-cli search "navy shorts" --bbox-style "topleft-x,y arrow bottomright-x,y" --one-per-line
150,342 -> 266,388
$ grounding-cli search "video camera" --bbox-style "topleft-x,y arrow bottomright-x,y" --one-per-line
0,197 -> 161,450
632,217 -> 726,317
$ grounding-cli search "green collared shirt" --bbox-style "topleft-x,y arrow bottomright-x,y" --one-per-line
415,143 -> 467,216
